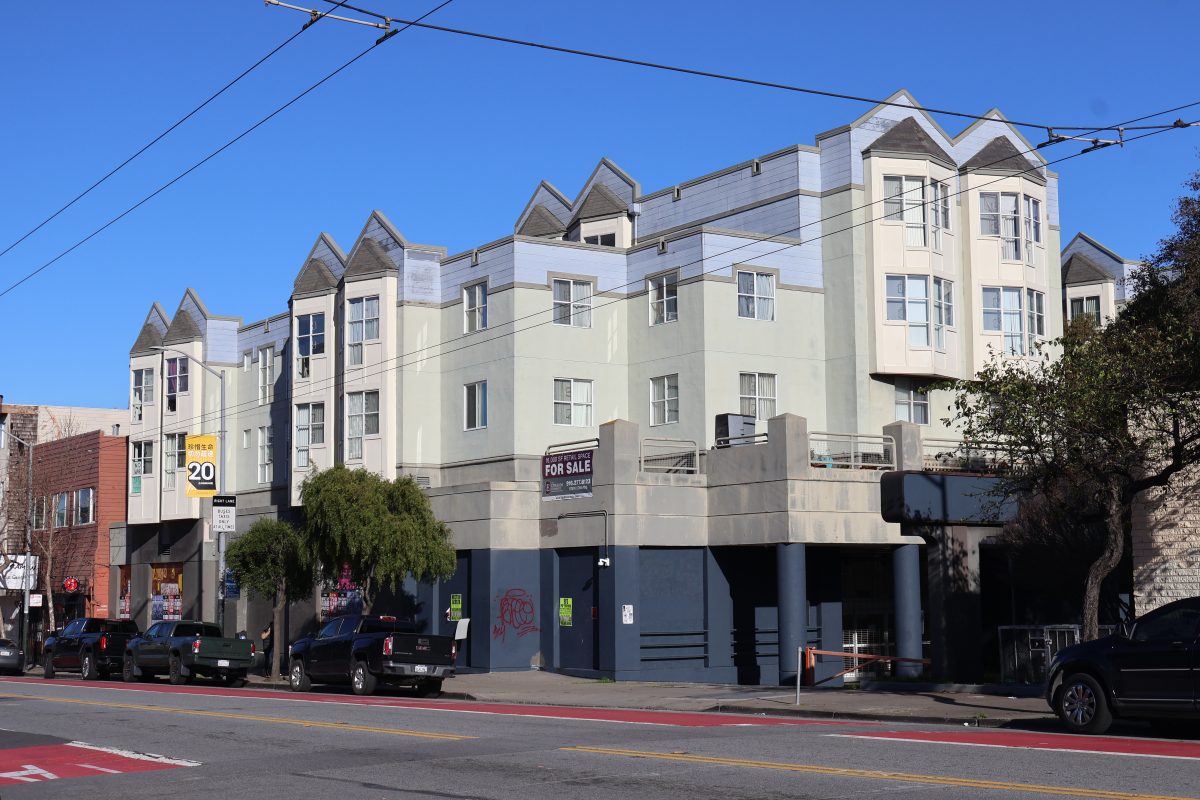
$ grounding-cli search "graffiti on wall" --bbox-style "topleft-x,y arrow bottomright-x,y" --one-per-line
492,588 -> 539,641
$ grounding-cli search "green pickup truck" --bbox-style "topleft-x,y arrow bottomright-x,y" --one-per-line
123,620 -> 254,686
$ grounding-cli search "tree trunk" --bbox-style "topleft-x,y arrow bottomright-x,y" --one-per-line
42,535 -> 56,634
1082,485 -> 1128,641
271,583 -> 285,682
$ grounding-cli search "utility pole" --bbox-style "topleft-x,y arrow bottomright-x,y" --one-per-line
8,430 -> 35,667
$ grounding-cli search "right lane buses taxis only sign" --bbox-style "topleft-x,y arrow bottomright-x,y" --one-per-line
541,449 -> 593,500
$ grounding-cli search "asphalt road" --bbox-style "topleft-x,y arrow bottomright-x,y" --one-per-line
0,675 -> 1197,800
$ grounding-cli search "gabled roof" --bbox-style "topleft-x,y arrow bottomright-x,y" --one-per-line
861,116 -> 955,166
343,236 -> 397,279
162,306 -> 204,344
1066,232 -> 1127,264
130,303 -> 171,356
518,204 -> 568,237
960,136 -> 1040,173
571,183 -> 627,223
293,257 -> 339,295
1062,253 -> 1114,286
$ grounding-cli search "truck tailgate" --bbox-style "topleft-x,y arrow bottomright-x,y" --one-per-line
198,638 -> 253,662
390,634 -> 454,665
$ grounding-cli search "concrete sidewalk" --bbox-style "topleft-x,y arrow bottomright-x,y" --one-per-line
248,668 -> 1055,728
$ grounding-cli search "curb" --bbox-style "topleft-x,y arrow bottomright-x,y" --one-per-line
708,702 -> 1045,728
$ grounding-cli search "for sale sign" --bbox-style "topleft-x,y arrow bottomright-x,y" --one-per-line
185,435 -> 218,497
541,449 -> 593,500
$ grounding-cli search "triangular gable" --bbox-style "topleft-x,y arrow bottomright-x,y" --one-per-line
514,181 -> 571,233
343,237 -> 398,280
130,303 -> 170,356
1062,253 -> 1115,286
949,108 -> 1046,164
571,183 -> 628,223
861,116 -> 955,165
571,158 -> 638,211
293,258 -> 339,296
305,232 -> 346,280
163,291 -> 206,344
959,136 -> 1041,174
517,204 -> 567,237
1064,232 -> 1126,265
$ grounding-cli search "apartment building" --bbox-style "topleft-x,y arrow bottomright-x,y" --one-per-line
115,91 -> 1065,683
1060,232 -> 1143,327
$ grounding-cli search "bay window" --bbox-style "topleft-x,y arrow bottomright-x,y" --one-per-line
885,274 -> 930,347
296,313 -> 325,378
884,175 -> 926,247
347,391 -> 380,458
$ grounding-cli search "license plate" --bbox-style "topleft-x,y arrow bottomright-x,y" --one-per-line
0,650 -> 11,657
414,664 -> 428,674
217,659 -> 230,667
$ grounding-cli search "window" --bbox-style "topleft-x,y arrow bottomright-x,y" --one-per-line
651,374 -> 679,426
131,440 -> 153,495
552,279 -> 592,327
164,358 -> 188,413
53,493 -> 69,528
884,175 -> 926,246
347,391 -> 380,459
75,488 -> 95,525
982,286 -> 1025,355
464,381 -> 487,431
242,429 -> 250,449
296,313 -> 325,378
257,426 -> 273,484
737,270 -> 775,320
258,347 -> 274,404
464,282 -> 487,333
584,233 -> 616,246
242,353 -> 251,372
1027,289 -> 1046,352
132,368 -> 154,422
931,181 -> 951,250
32,498 -> 46,530
884,275 -> 930,347
980,191 -> 1021,260
347,296 -> 380,365
933,278 -> 954,351
1133,606 -> 1200,643
295,403 -> 325,468
163,433 -> 186,491
1023,196 -> 1042,264
895,381 -> 930,425
648,272 -> 678,325
739,372 -> 777,420
553,379 -> 593,426
1070,296 -> 1102,326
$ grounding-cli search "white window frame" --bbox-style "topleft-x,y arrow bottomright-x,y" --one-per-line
552,279 -> 593,328
346,391 -> 380,459
933,278 -> 954,351
53,492 -> 69,528
347,295 -> 380,366
242,429 -> 250,449
464,282 -> 488,333
165,357 -> 188,413
296,313 -> 325,378
648,272 -> 678,326
895,381 -> 930,425
884,274 -> 931,348
931,180 -> 951,250
982,286 -> 1026,355
1069,295 -> 1102,326
1023,195 -> 1042,265
739,372 -> 777,421
553,378 -> 593,427
464,381 -> 488,431
257,425 -> 273,484
132,368 -> 154,422
242,353 -> 251,372
736,270 -> 775,320
650,374 -> 680,426
75,487 -> 95,525
163,432 -> 185,491
883,175 -> 927,247
32,497 -> 47,530
583,233 -> 616,246
258,347 -> 274,405
131,440 -> 153,495
1027,289 -> 1046,353
295,403 -> 325,469
980,191 -> 1022,261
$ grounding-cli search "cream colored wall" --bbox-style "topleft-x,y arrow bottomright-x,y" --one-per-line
126,352 -> 161,524
1065,281 -> 1115,327
395,303 -> 442,474
289,293 -> 337,505
342,274 -> 398,480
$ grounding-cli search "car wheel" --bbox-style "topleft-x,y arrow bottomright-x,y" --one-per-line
351,661 -> 377,696
289,660 -> 312,693
1057,672 -> 1112,735
123,655 -> 139,683
416,678 -> 443,698
80,651 -> 99,681
168,654 -> 191,686
42,654 -> 55,680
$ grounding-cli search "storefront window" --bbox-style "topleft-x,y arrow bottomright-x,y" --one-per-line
151,564 -> 184,622
118,565 -> 132,619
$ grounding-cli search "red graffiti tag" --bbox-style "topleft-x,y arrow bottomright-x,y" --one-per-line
493,588 -> 539,641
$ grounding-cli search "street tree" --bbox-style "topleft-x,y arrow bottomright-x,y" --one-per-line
948,171 -> 1200,640
225,518 -> 314,680
299,467 -> 456,612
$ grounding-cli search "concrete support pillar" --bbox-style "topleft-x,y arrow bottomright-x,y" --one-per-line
893,543 -> 923,678
926,525 -> 984,681
776,542 -> 807,685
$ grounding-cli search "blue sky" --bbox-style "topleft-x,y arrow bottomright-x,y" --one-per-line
2,0 -> 1198,408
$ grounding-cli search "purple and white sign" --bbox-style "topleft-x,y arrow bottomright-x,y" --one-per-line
541,450 -> 594,500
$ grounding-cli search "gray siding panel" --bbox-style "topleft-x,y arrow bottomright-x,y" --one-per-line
207,319 -> 240,363
819,132 -> 852,192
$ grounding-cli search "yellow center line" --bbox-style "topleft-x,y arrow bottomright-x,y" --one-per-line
0,692 -> 473,741
562,745 -> 1198,800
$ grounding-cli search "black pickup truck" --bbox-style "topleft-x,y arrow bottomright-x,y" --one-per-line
124,620 -> 255,686
43,618 -> 140,680
288,614 -> 455,696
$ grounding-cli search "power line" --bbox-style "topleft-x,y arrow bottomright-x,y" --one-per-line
0,0 -> 456,300
0,2 -> 358,265
121,106 -> 1199,443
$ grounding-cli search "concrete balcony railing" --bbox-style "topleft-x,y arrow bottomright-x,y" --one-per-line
809,432 -> 895,471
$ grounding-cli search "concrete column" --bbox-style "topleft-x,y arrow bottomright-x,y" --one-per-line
882,421 -> 923,471
767,414 -> 811,479
893,544 -> 923,678
776,542 -> 807,685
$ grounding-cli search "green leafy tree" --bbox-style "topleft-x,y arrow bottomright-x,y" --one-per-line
949,171 -> 1200,640
225,518 -> 314,680
300,467 -> 457,612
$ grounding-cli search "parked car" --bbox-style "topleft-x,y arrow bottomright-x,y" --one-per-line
1046,596 -> 1200,734
43,618 -> 140,680
124,620 -> 254,686
288,614 -> 455,696
0,638 -> 24,675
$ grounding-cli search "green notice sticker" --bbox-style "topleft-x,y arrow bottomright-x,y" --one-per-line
559,597 -> 573,627
449,593 -> 463,622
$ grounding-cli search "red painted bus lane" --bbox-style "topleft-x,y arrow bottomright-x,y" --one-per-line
836,730 -> 1200,760
0,742 -> 198,785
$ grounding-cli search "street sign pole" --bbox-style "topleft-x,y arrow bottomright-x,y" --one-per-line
217,368 -> 226,634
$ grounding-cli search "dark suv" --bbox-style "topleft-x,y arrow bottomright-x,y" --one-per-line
1046,597 -> 1200,734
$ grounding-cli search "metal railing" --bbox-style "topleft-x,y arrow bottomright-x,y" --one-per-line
713,432 -> 769,449
922,438 -> 1014,474
545,437 -> 599,456
640,437 -> 701,474
808,432 -> 895,470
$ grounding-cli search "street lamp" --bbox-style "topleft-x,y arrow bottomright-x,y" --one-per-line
6,429 -> 35,667
150,346 -> 227,633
